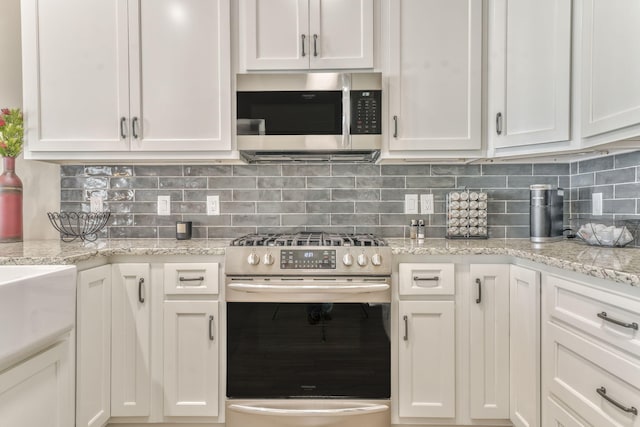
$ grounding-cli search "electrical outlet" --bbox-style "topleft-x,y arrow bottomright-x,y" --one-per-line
405,194 -> 418,214
90,195 -> 103,213
420,194 -> 434,214
592,192 -> 603,216
157,195 -> 171,216
207,195 -> 220,215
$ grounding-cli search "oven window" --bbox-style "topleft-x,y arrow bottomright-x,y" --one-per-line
227,302 -> 390,399
237,91 -> 343,135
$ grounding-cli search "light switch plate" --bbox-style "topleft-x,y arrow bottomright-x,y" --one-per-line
592,192 -> 603,216
157,195 -> 171,216
207,195 -> 220,215
420,194 -> 434,214
405,194 -> 418,214
90,195 -> 103,213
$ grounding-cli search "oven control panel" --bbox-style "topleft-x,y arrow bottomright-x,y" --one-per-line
280,249 -> 336,269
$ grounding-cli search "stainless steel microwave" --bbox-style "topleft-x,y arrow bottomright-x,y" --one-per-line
236,73 -> 382,163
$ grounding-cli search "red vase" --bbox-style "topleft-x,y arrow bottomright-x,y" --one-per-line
0,157 -> 23,243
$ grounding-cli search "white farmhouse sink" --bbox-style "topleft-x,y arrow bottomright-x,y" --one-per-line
0,265 -> 76,370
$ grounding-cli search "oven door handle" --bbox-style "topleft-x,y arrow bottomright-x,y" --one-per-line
228,403 -> 389,417
227,283 -> 390,293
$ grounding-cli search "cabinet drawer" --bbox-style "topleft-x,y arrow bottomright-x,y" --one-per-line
545,396 -> 592,427
547,322 -> 640,426
164,263 -> 219,295
398,263 -> 455,296
546,275 -> 640,356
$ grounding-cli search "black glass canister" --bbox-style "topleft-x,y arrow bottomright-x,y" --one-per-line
176,221 -> 192,240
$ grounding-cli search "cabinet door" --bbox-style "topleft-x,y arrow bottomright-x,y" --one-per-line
309,0 -> 373,69
0,341 -> 73,427
386,0 -> 481,151
163,301 -> 219,416
130,0 -> 231,151
398,300 -> 455,418
21,0 -> 130,152
581,0 -> 640,137
241,0 -> 309,70
510,265 -> 541,427
111,263 -> 151,417
469,264 -> 510,420
489,0 -> 571,148
76,265 -> 111,427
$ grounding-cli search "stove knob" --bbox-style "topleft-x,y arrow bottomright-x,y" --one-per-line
263,252 -> 274,265
371,253 -> 383,266
357,253 -> 368,267
342,253 -> 354,266
247,252 -> 260,266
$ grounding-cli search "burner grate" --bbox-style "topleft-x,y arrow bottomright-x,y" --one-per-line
230,232 -> 387,247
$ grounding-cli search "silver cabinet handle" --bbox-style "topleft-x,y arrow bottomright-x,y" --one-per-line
597,311 -> 638,330
393,115 -> 398,138
179,276 -> 205,282
313,34 -> 318,57
209,315 -> 215,341
138,277 -> 145,303
301,34 -> 306,57
475,278 -> 482,304
120,117 -> 127,139
403,315 -> 408,341
496,112 -> 503,135
413,276 -> 439,282
596,387 -> 638,415
132,117 -> 139,139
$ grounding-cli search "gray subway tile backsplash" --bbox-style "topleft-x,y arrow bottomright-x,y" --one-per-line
59,150 -> 640,240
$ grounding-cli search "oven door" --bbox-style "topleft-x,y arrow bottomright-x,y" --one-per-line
227,301 -> 390,399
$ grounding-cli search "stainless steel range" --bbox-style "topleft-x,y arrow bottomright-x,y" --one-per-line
225,232 -> 391,427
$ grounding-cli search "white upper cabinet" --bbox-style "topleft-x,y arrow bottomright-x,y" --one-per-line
580,0 -> 640,138
21,0 -> 231,158
384,0 -> 482,152
488,0 -> 572,150
240,0 -> 373,70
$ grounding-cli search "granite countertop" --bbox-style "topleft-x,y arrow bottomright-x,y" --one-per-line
0,238 -> 639,288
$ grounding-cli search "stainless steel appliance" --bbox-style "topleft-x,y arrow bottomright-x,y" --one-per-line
225,232 -> 391,427
236,73 -> 382,163
530,184 -> 564,242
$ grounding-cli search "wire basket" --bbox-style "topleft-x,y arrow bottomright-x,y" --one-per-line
47,211 -> 111,242
575,218 -> 637,247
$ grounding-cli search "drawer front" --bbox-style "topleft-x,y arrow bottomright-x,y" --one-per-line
546,275 -> 640,356
547,322 -> 640,426
164,263 -> 219,295
545,396 -> 592,427
398,263 -> 455,296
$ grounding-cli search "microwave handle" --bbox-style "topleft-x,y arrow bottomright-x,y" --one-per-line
342,73 -> 351,148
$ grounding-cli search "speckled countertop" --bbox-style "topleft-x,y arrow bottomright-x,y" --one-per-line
1,238 -> 639,288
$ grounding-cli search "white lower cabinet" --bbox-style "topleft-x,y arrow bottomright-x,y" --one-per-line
398,300 -> 456,418
76,265 -> 112,427
163,300 -> 219,417
0,340 -> 73,427
468,264 -> 510,420
545,396 -> 591,427
510,265 -> 541,427
111,263 -> 151,417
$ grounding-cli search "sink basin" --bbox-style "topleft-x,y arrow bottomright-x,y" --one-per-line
0,265 -> 76,370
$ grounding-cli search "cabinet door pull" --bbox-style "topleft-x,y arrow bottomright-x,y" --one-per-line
138,277 -> 145,303
132,117 -> 140,139
313,34 -> 318,57
496,112 -> 503,135
120,117 -> 127,139
596,387 -> 638,415
179,276 -> 205,282
413,276 -> 439,282
301,34 -> 306,57
597,311 -> 638,330
403,315 -> 408,341
393,115 -> 398,138
475,278 -> 482,304
209,315 -> 215,341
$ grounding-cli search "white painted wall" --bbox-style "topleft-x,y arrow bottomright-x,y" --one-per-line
0,0 -> 59,240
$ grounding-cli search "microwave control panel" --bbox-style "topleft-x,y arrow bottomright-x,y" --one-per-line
351,90 -> 381,135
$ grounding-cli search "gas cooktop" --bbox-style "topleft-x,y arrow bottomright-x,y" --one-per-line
230,232 -> 388,247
